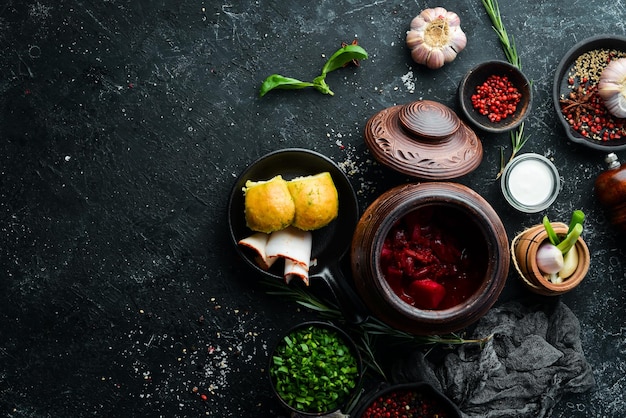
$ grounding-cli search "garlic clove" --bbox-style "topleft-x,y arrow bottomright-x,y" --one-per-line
444,11 -> 461,27
409,15 -> 427,31
536,242 -> 564,275
448,27 -> 467,52
425,49 -> 445,70
406,30 -> 426,50
559,246 -> 579,280
411,46 -> 445,70
442,45 -> 459,64
419,7 -> 440,22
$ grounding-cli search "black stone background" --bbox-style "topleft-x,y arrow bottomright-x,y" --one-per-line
1,1 -> 625,417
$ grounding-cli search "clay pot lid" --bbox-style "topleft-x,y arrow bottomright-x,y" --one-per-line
364,100 -> 483,179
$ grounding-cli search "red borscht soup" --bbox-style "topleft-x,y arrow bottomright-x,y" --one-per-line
380,205 -> 488,310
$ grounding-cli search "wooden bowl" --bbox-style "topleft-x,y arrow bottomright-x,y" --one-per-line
511,222 -> 590,295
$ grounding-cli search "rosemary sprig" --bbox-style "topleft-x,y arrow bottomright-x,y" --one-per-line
500,121 -> 531,173
259,277 -> 492,379
262,277 -> 341,319
482,0 -> 521,69
482,0 -> 531,178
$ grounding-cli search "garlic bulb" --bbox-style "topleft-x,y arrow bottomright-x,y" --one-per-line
406,7 -> 467,69
598,58 -> 626,118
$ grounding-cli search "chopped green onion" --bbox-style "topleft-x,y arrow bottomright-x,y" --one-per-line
269,324 -> 359,413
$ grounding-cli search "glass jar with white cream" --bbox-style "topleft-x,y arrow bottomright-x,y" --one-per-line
500,153 -> 561,213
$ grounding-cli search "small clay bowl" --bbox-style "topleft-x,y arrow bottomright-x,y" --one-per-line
352,382 -> 462,418
350,182 -> 510,335
268,321 -> 363,416
511,222 -> 590,296
458,60 -> 532,133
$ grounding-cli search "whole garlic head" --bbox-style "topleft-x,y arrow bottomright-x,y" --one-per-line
406,7 -> 467,70
598,58 -> 626,118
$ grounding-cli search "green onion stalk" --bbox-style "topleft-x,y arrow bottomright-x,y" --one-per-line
482,0 -> 531,178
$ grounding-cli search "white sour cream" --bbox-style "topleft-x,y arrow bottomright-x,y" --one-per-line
501,154 -> 560,212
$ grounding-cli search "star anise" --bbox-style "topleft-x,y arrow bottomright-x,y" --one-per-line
559,84 -> 597,122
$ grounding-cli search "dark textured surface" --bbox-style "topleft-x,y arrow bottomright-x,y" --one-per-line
1,1 -> 625,417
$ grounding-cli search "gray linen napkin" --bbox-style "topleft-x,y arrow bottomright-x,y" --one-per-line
392,301 -> 595,418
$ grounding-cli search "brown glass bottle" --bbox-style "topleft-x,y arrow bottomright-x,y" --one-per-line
595,153 -> 626,234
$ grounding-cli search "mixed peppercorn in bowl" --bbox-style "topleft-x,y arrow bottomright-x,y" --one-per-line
458,60 -> 532,133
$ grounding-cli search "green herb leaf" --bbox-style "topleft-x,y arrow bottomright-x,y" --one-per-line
259,44 -> 367,98
259,74 -> 315,97
321,44 -> 368,75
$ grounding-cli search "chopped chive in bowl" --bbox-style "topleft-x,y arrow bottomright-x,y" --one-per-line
269,322 -> 361,414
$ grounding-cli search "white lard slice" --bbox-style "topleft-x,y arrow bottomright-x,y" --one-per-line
265,226 -> 312,284
238,232 -> 277,270
284,259 -> 310,286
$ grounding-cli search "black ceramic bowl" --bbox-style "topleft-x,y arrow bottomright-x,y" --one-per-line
553,34 -> 626,151
268,321 -> 363,416
352,382 -> 462,418
458,60 -> 532,133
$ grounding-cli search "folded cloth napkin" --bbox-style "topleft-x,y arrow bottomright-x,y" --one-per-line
392,300 -> 595,418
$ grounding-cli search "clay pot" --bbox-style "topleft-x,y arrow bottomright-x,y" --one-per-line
350,182 -> 510,335
511,222 -> 590,296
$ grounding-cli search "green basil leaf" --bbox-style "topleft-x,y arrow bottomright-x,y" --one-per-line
259,74 -> 315,97
321,44 -> 368,75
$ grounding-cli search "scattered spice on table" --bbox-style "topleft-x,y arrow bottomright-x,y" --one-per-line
360,388 -> 450,418
471,74 -> 522,122
559,48 -> 626,141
